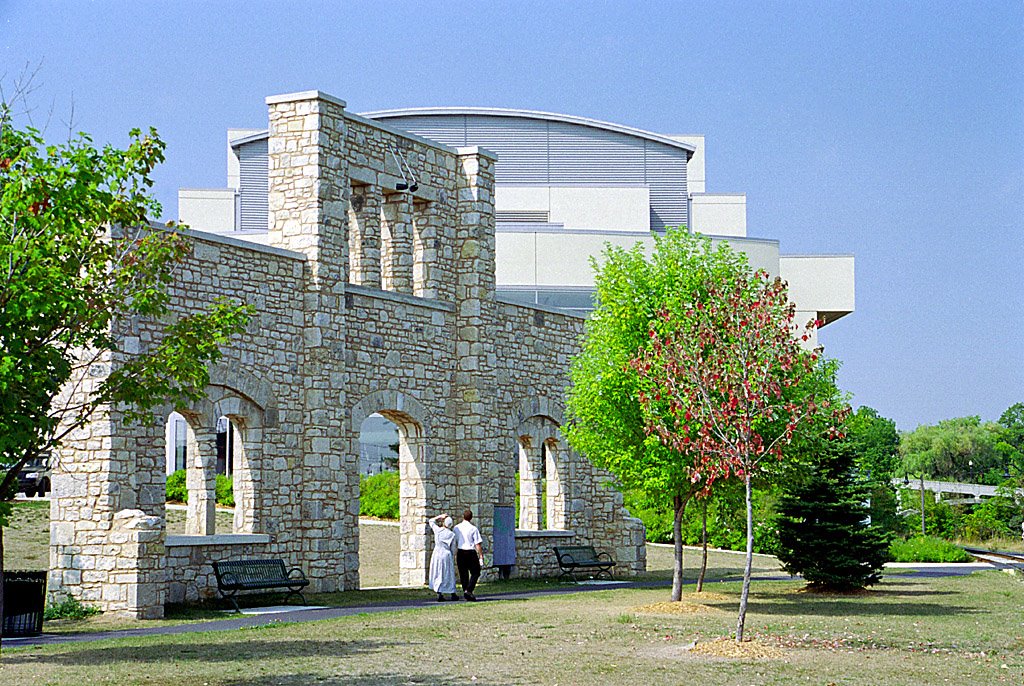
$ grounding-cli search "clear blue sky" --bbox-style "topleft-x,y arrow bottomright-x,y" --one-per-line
3,1 -> 1021,431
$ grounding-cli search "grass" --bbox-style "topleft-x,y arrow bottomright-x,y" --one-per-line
2,571 -> 1022,684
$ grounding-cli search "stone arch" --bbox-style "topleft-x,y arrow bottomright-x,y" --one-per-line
513,401 -> 570,531
350,390 -> 433,587
175,378 -> 270,536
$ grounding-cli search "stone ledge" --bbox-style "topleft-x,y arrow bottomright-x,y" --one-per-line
266,90 -> 347,108
514,529 -> 576,538
346,284 -> 456,312
165,534 -> 272,548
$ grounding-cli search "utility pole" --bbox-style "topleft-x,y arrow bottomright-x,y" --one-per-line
920,472 -> 926,536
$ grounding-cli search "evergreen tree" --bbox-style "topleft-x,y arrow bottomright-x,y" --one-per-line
776,439 -> 890,591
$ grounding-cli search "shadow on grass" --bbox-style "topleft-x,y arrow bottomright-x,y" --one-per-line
219,673 -> 506,686
4,638 -> 389,667
703,591 -> 981,617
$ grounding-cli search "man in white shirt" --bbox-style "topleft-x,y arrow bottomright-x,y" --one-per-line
454,508 -> 484,601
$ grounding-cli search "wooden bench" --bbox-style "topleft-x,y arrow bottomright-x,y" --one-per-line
212,558 -> 309,612
553,545 -> 616,582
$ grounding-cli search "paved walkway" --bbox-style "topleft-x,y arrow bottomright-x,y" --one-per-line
4,562 -> 996,648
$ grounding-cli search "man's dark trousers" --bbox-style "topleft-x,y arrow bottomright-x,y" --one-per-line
456,549 -> 481,594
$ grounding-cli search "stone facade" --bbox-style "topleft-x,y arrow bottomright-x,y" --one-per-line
49,90 -> 645,618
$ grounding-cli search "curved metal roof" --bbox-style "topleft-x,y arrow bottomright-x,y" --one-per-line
360,107 -> 696,155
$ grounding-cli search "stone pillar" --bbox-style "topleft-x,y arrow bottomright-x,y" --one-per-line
381,192 -> 413,294
184,427 -> 217,535
545,442 -> 567,530
412,199 -> 442,299
398,430 -> 429,586
518,441 -> 543,530
451,146 -> 499,547
349,183 -> 382,288
267,90 -> 355,592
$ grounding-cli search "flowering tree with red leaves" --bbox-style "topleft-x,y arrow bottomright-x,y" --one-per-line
632,269 -> 847,642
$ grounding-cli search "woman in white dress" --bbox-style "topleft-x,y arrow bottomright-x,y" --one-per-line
428,513 -> 459,602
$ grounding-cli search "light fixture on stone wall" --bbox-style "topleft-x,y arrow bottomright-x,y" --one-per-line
388,145 -> 419,193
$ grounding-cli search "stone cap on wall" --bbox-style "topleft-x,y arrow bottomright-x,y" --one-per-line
165,534 -> 272,547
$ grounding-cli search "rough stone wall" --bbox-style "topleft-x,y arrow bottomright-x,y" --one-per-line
50,90 -> 646,617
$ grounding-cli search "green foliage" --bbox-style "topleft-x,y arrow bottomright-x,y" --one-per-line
0,105 -> 252,525
899,489 -> 962,539
845,406 -> 900,483
216,474 -> 234,507
360,471 -> 399,519
44,595 -> 100,621
776,439 -> 890,590
900,416 -> 1003,484
164,470 -> 234,506
889,535 -> 970,563
166,469 -> 187,503
564,229 -> 750,502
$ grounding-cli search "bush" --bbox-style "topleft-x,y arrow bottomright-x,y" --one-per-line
216,474 -> 234,507
44,596 -> 100,621
360,471 -> 399,519
166,470 -> 234,506
889,535 -> 971,563
166,469 -> 187,503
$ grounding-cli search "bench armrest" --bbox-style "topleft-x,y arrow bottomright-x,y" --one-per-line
219,571 -> 239,587
595,552 -> 615,563
288,567 -> 307,582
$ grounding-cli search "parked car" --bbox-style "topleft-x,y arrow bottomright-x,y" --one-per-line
16,456 -> 51,497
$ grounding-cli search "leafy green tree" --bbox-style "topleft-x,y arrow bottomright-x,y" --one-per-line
844,406 -> 902,535
564,229 -> 749,601
996,402 -> 1024,481
900,417 -> 1003,483
0,103 -> 251,644
631,265 -> 847,641
776,439 -> 890,591
846,406 -> 900,482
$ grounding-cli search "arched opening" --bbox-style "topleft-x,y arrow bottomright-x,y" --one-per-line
514,413 -> 569,531
352,391 -> 431,589
163,390 -> 263,536
358,413 -> 401,588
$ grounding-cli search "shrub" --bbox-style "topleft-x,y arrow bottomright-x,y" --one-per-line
216,474 -> 234,507
166,469 -> 187,503
889,535 -> 971,563
360,471 -> 399,519
166,470 -> 234,506
44,596 -> 100,621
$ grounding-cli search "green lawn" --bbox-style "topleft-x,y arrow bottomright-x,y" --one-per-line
3,571 -> 1022,685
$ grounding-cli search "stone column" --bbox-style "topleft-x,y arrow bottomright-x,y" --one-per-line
184,427 -> 217,535
518,441 -> 543,530
412,199 -> 442,299
451,146 -> 500,549
545,442 -> 567,530
267,90 -> 355,592
348,183 -> 382,288
381,192 -> 413,294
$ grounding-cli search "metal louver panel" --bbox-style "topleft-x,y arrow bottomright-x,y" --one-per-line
547,121 -> 646,185
465,116 -> 548,184
375,115 -> 468,147
364,112 -> 692,232
644,140 -> 688,231
496,210 -> 550,223
238,139 -> 268,232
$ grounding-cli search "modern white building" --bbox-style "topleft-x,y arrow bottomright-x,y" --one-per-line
180,107 -> 854,329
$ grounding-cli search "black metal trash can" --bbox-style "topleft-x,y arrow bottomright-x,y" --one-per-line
2,570 -> 47,637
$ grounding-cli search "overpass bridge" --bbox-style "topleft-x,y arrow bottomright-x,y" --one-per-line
893,478 -> 1018,505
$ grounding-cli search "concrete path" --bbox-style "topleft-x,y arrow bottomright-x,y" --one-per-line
4,563 -> 994,648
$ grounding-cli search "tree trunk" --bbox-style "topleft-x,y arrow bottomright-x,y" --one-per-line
671,493 -> 688,602
696,499 -> 708,593
1,524 -> 5,656
736,473 -> 753,642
